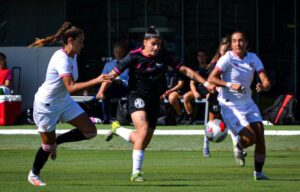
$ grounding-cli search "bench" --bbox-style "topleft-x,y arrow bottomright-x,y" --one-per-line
71,96 -> 209,124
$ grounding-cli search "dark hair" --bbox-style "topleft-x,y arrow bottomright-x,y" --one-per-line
144,26 -> 160,39
113,41 -> 128,56
197,48 -> 208,56
0,52 -> 7,68
231,30 -> 248,42
114,41 -> 127,51
29,22 -> 84,47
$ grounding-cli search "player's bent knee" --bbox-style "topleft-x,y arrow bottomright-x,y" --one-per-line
83,131 -> 97,139
241,136 -> 255,148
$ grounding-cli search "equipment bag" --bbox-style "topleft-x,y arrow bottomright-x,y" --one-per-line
263,94 -> 297,125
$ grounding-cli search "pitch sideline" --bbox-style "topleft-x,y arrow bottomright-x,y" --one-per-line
0,129 -> 300,136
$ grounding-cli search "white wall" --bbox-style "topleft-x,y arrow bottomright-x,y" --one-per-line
0,47 -> 60,110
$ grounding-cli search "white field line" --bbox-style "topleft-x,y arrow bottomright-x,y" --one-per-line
0,129 -> 300,136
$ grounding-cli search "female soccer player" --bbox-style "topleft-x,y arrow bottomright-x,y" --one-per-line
104,26 -> 215,181
208,30 -> 271,180
27,22 -> 112,186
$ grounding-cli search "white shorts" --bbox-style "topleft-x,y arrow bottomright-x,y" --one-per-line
220,100 -> 262,134
33,97 -> 84,133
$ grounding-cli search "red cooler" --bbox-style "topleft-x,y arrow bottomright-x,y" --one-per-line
0,95 -> 22,125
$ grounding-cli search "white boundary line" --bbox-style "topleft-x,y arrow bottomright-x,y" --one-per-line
0,129 -> 300,136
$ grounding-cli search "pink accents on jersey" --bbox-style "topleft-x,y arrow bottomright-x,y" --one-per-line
113,66 -> 121,75
215,66 -> 223,73
61,48 -> 68,56
257,69 -> 265,74
59,73 -> 72,78
175,63 -> 183,70
135,63 -> 142,69
130,47 -> 142,54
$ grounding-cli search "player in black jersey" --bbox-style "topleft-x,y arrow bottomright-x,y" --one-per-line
104,26 -> 215,181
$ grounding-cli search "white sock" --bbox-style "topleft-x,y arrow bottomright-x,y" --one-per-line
230,131 -> 238,146
116,127 -> 133,142
203,136 -> 209,148
132,150 -> 144,175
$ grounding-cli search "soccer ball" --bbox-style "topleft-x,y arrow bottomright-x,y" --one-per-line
205,119 -> 228,143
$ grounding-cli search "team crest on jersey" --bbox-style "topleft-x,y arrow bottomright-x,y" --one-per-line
249,62 -> 255,68
134,98 -> 145,108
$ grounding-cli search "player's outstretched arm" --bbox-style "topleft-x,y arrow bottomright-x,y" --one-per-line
208,68 -> 244,92
179,65 -> 215,93
62,74 -> 113,94
96,70 -> 119,99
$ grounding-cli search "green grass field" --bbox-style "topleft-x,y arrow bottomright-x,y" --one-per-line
0,124 -> 300,191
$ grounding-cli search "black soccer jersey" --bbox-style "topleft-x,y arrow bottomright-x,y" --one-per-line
114,47 -> 183,98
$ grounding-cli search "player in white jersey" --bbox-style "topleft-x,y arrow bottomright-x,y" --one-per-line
27,22 -> 112,186
208,30 -> 271,180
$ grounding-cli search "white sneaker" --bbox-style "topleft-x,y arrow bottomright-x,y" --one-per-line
233,145 -> 246,167
27,170 -> 46,186
232,136 -> 246,167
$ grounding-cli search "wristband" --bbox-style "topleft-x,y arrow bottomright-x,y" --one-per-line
226,82 -> 232,88
203,81 -> 210,88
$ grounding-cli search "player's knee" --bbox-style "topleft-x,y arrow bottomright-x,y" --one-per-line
168,97 -> 178,105
83,131 -> 97,139
241,135 -> 256,148
82,126 -> 97,139
183,94 -> 190,102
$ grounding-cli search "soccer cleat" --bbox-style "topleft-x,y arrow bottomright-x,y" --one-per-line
203,147 -> 211,157
233,145 -> 246,167
131,172 -> 144,182
185,118 -> 194,125
27,170 -> 46,186
105,121 -> 120,141
50,151 -> 56,160
176,113 -> 186,124
254,171 -> 269,181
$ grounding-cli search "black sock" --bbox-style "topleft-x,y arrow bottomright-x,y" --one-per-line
255,160 -> 264,172
32,147 -> 51,175
56,128 -> 87,145
187,114 -> 193,120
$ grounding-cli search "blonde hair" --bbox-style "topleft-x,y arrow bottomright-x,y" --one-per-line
29,22 -> 83,47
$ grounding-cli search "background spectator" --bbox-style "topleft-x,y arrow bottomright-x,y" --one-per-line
96,42 -> 129,124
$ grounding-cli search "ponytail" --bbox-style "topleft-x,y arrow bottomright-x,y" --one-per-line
29,22 -> 82,47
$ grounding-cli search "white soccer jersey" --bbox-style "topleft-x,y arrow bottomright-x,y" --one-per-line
35,49 -> 78,103
216,51 -> 264,106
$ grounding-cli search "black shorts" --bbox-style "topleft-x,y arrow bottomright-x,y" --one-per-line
197,85 -> 209,97
207,93 -> 220,114
128,93 -> 160,129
